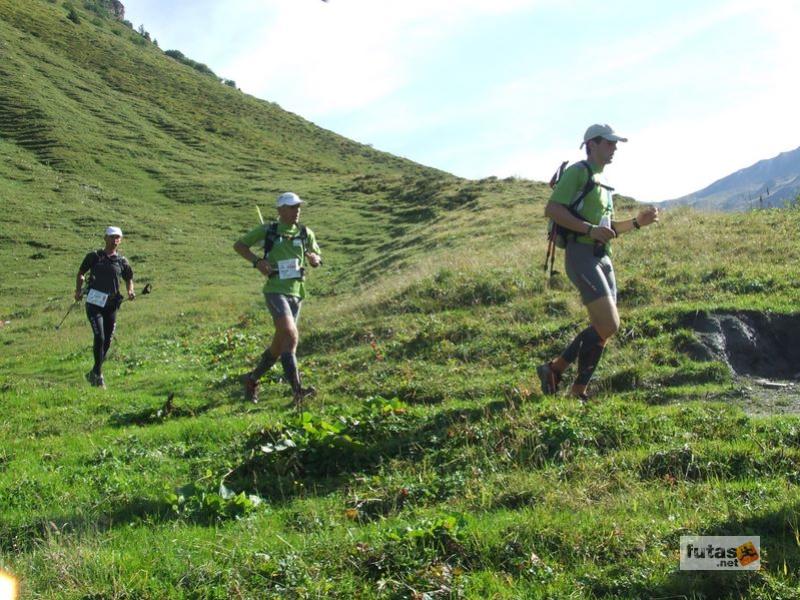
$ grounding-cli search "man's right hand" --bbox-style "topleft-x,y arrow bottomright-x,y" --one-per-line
254,259 -> 272,277
74,290 -> 83,301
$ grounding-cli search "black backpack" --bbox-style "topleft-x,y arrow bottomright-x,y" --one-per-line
262,222 -> 309,259
544,161 -> 596,277
262,222 -> 309,280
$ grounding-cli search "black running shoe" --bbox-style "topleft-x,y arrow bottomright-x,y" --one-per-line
292,386 -> 317,408
240,373 -> 259,403
536,363 -> 561,395
85,370 -> 105,388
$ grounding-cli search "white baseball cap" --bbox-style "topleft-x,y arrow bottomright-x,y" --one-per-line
580,124 -> 628,148
105,226 -> 123,237
276,192 -> 304,207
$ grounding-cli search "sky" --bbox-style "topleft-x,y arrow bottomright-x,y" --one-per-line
124,0 -> 800,202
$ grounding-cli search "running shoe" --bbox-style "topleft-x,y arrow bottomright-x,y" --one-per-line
536,362 -> 561,395
292,385 -> 317,408
240,373 -> 259,403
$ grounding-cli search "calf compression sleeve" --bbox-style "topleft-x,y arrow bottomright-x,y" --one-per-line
280,352 -> 301,393
560,326 -> 597,365
575,327 -> 606,386
251,349 -> 277,379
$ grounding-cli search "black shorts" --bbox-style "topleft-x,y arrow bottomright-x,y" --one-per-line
265,293 -> 302,323
564,241 -> 617,305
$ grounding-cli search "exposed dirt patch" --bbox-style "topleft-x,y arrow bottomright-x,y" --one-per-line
736,379 -> 800,416
686,311 -> 800,415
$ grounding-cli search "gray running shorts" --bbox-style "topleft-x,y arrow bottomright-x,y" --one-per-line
265,293 -> 302,323
564,241 -> 617,305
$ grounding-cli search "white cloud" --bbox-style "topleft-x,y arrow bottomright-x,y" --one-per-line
436,0 -> 800,201
168,0 -> 800,201
223,0 -> 545,116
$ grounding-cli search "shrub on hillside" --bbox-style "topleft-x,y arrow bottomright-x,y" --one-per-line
66,6 -> 80,23
165,49 -> 218,78
82,0 -> 106,17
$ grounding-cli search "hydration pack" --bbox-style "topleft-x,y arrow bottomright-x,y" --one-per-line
545,160 -> 596,251
263,222 -> 309,280
263,222 -> 308,259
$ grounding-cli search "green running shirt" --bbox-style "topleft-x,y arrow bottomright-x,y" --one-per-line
550,162 -> 615,247
238,222 -> 321,299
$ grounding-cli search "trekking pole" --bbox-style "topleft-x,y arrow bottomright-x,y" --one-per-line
119,282 -> 153,304
136,282 -> 153,298
55,299 -> 80,330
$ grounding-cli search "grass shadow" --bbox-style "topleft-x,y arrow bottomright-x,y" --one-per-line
1,497 -> 175,553
225,398 -> 515,503
108,393 -> 220,427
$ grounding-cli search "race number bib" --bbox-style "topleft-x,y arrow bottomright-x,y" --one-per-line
86,288 -> 109,308
277,258 -> 302,280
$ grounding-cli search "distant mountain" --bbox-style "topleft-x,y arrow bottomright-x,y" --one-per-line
662,146 -> 800,211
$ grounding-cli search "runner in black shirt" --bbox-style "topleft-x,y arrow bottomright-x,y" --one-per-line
75,226 -> 135,388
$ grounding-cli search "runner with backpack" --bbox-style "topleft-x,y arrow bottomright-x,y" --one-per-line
233,192 -> 322,407
538,124 -> 658,402
74,226 -> 135,389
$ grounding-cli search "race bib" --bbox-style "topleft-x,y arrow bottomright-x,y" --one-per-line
278,258 -> 302,280
86,288 -> 109,308
293,239 -> 303,247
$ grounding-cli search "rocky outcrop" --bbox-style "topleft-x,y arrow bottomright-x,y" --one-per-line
687,311 -> 800,379
96,0 -> 124,20
108,0 -> 124,19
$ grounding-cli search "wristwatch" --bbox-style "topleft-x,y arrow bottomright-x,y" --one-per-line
252,258 -> 261,268
632,217 -> 641,229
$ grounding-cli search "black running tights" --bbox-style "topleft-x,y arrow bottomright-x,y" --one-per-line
86,304 -> 117,375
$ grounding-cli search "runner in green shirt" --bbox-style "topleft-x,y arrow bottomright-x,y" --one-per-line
538,124 -> 658,402
234,192 -> 322,406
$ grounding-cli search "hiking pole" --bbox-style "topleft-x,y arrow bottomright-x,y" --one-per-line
256,205 -> 264,225
136,282 -> 153,298
55,299 -> 81,330
119,282 -> 153,304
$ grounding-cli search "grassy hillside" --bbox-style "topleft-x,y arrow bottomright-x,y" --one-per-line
3,1 -> 800,598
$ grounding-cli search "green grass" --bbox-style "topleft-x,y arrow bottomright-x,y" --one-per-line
3,1 -> 800,598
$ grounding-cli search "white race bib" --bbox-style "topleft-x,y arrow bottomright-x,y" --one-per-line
277,258 -> 302,280
86,288 -> 109,308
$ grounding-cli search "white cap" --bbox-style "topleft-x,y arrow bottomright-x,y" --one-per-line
105,226 -> 123,237
276,192 -> 304,207
580,124 -> 628,148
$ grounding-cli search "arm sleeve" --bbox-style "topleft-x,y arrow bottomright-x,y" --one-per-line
79,252 -> 97,273
237,224 -> 267,248
549,164 -> 588,207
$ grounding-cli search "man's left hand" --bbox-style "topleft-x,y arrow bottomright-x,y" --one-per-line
128,291 -> 136,301
306,252 -> 322,267
637,205 -> 659,227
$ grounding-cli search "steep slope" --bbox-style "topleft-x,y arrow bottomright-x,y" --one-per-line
663,146 -> 800,211
2,0 -> 511,314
